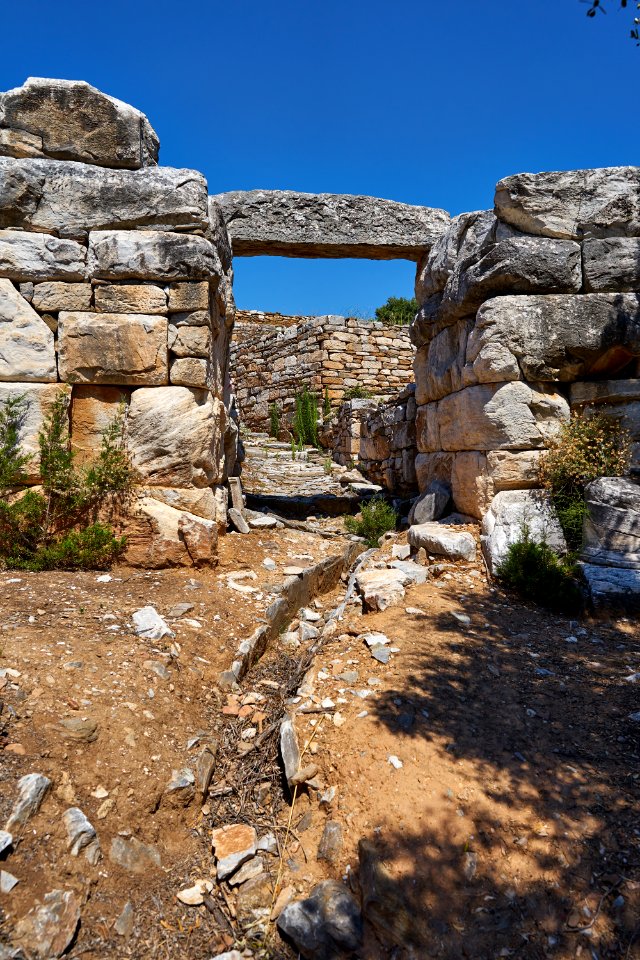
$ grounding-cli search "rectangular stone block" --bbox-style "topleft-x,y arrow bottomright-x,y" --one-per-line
58,312 -> 168,385
167,282 -> 210,312
70,385 -> 130,465
32,282 -> 92,312
0,278 -> 57,381
169,357 -> 209,388
168,324 -> 210,358
0,230 -> 86,281
583,237 -> 640,292
94,283 -> 167,314
87,231 -> 221,281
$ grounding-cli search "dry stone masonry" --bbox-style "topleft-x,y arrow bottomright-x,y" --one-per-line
230,312 -> 413,432
0,77 -> 236,568
411,165 -> 640,595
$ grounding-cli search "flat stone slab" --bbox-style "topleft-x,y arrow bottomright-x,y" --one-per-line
211,824 -> 257,880
213,189 -> 450,260
580,562 -> 640,613
408,522 -> 477,562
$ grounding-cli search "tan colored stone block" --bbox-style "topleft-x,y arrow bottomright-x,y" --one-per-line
58,312 -> 168,385
32,282 -> 92,312
94,284 -> 167,315
170,357 -> 209,388
167,282 -> 210,312
70,385 -> 130,466
168,324 -> 210,358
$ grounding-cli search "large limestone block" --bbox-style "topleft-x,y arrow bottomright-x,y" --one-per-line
579,563 -> 640,613
88,231 -> 221,281
94,284 -> 167,315
167,282 -> 210,313
0,383 -> 71,482
583,237 -> 640,292
0,158 -> 208,235
469,293 -> 640,383
169,357 -> 209,388
168,324 -> 210,358
495,166 -> 640,240
415,211 -> 495,301
418,382 -> 569,453
126,387 -> 224,488
31,282 -> 92,312
0,77 -> 158,169
414,318 -> 473,405
142,486 -> 220,522
70,385 -> 129,465
124,498 -> 217,569
58,312 -> 168,385
451,450 -> 543,520
481,490 -> 566,574
408,522 -> 476,561
582,477 -> 640,569
0,230 -> 86,281
415,452 -> 454,493
212,189 -> 450,260
0,278 -> 56,381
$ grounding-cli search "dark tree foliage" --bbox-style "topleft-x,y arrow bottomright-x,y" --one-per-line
584,0 -> 640,42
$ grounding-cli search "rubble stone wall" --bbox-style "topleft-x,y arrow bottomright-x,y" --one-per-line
411,164 -> 640,571
0,77 -> 236,568
231,314 -> 413,432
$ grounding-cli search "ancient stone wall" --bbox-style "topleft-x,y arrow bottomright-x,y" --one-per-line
411,165 -> 640,574
331,386 -> 417,496
0,77 -> 236,568
230,315 -> 413,432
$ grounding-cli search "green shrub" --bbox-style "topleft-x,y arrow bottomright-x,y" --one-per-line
342,385 -> 372,401
540,412 -> 632,551
323,457 -> 333,475
345,496 -> 398,546
293,387 -> 319,447
497,530 -> 583,614
0,391 -> 133,571
269,402 -> 280,439
375,296 -> 418,327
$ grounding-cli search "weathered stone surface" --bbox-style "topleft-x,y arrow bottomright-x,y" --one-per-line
583,237 -> 640,292
0,158 -> 208,235
582,477 -> 640,569
94,284 -> 167,314
418,382 -> 569,453
481,490 -> 566,574
277,880 -> 362,960
0,230 -> 86,281
470,294 -> 640,383
211,824 -> 257,880
355,568 -> 408,611
235,873 -> 273,932
70,385 -> 129,465
14,889 -> 80,959
280,718 -> 302,785
0,383 -> 71,482
146,485 -> 220,522
62,807 -> 101,864
168,324 -> 210,358
408,522 -> 476,561
415,210 -> 495,301
414,318 -> 473,404
408,481 -> 451,524
5,773 -> 51,832
0,127 -> 43,159
169,357 -> 209,388
127,387 -> 224,488
213,189 -> 450,260
162,768 -> 196,807
178,512 -> 217,566
167,282 -> 210,312
415,452 -> 454,494
580,562 -> 640,613
124,498 -> 205,568
31,282 -> 92,312
109,836 -> 161,873
0,77 -> 158,169
495,166 -> 640,240
88,230 -> 221,281
451,450 -> 543,520
0,278 -> 56,381
58,312 -> 168,385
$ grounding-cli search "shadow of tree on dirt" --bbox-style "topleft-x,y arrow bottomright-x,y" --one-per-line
361,584 -> 640,958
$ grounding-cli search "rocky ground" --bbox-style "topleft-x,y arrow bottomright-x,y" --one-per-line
1,517 -> 639,960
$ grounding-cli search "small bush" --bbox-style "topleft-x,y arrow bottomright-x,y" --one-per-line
375,296 -> 418,327
497,531 -> 583,614
0,391 -> 133,571
269,402 -> 280,439
540,413 -> 632,551
293,387 -> 319,447
345,496 -> 398,546
323,457 -> 333,475
342,385 -> 372,402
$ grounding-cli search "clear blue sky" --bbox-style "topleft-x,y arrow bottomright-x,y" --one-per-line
1,0 -> 638,315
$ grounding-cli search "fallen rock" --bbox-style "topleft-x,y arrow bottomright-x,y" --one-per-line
580,562 -> 640,614
132,606 -> 174,641
211,824 -> 257,880
0,830 -> 13,854
14,889 -> 80,959
277,880 -> 362,960
176,879 -> 213,905
62,807 -> 101,865
408,481 -> 451,525
195,744 -> 218,802
388,559 -> 428,585
228,855 -> 264,886
162,768 -> 195,808
52,716 -> 98,743
355,568 -> 408,611
0,870 -> 19,893
235,872 -> 273,932
280,717 -> 302,786
5,773 -> 51,832
317,821 -> 343,864
114,902 -> 134,938
109,836 -> 161,874
408,523 -> 476,562
228,507 -> 250,534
